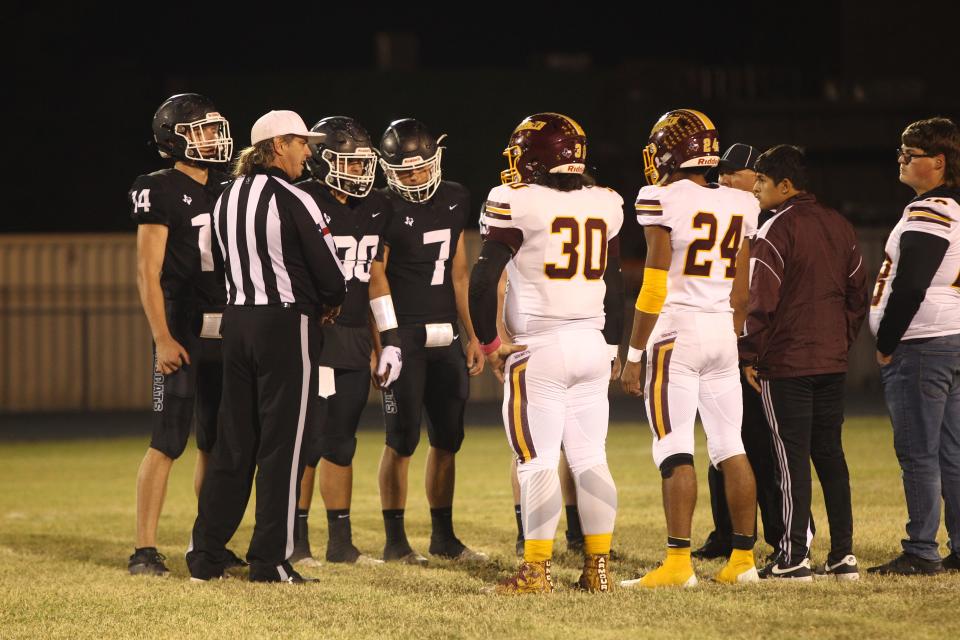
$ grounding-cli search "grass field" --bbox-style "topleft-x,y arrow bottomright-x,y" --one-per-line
0,416 -> 957,639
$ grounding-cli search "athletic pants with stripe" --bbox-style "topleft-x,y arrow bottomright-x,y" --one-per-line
188,306 -> 322,576
503,328 -> 617,545
760,373 -> 852,565
644,311 -> 746,469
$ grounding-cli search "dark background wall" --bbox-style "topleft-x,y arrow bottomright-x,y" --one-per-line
7,2 -> 960,246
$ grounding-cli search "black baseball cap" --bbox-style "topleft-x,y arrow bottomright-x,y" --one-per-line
718,143 -> 759,173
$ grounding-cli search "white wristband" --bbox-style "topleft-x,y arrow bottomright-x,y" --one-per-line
608,344 -> 620,360
627,346 -> 645,363
369,295 -> 398,332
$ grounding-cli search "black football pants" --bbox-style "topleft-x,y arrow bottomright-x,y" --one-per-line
187,306 -> 323,579
706,372 -> 784,551
759,373 -> 852,565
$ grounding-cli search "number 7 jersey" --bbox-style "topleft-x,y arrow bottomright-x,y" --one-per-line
635,180 -> 759,313
481,182 -> 623,337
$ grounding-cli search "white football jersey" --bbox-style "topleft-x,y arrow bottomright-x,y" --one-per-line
635,180 -> 759,313
869,194 -> 960,339
481,183 -> 624,338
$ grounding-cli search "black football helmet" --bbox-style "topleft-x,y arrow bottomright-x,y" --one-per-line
306,117 -> 378,198
501,113 -> 587,185
379,119 -> 446,203
152,93 -> 232,164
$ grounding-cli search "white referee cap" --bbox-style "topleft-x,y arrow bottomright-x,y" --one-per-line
250,110 -> 326,145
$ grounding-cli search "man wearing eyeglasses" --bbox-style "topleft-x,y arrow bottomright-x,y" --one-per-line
868,117 -> 960,576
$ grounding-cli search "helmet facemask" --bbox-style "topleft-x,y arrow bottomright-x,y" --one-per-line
381,142 -> 444,203
166,113 -> 233,163
643,142 -> 667,185
500,145 -> 522,185
321,147 -> 378,197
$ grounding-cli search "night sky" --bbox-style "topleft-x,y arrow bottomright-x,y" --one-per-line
7,3 -> 959,233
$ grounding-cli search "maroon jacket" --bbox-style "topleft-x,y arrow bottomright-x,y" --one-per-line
738,193 -> 868,378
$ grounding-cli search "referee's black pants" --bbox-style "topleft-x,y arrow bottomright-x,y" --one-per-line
187,306 -> 323,580
706,373 -> 784,551
760,372 -> 852,566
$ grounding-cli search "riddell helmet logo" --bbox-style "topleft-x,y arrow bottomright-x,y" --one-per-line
651,115 -> 681,133
515,120 -> 547,132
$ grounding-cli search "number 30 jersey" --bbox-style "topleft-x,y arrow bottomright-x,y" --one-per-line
378,182 -> 470,326
635,180 -> 759,314
481,183 -> 623,337
129,168 -> 228,309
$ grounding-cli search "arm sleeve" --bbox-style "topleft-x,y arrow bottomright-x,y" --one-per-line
738,230 -> 787,364
602,236 -> 624,346
844,237 -> 868,348
875,230 -> 949,354
480,189 -> 523,253
468,239 -> 513,345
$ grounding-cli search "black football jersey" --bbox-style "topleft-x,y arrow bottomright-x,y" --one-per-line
129,168 -> 227,309
377,181 -> 470,326
297,180 -> 393,327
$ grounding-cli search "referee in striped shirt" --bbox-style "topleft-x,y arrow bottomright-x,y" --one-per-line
187,110 -> 346,583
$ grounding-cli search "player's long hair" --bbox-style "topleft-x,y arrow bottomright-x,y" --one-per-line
535,173 -> 586,191
232,135 -> 297,178
902,117 -> 960,189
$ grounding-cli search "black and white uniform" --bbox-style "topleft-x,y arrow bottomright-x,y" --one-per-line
376,182 -> 470,457
187,167 -> 345,579
297,181 -> 393,467
129,168 -> 227,460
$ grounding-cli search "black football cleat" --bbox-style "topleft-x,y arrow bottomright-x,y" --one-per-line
128,548 -> 170,577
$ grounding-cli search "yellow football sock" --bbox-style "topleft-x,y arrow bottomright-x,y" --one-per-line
729,548 -> 755,566
639,546 -> 695,587
715,548 -> 758,584
583,533 -> 612,556
665,545 -> 692,566
524,539 -> 553,563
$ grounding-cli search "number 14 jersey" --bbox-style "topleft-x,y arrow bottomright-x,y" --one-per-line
481,183 -> 623,338
635,180 -> 759,314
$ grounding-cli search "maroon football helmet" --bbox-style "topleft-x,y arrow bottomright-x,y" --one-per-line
642,109 -> 720,185
501,113 -> 587,185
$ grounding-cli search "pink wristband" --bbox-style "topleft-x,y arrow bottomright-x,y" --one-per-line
480,336 -> 502,355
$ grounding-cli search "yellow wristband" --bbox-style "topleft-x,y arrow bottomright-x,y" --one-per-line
635,267 -> 668,314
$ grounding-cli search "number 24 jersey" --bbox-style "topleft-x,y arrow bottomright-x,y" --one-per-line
635,180 -> 759,314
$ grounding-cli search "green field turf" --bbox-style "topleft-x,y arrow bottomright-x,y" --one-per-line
0,416 -> 957,639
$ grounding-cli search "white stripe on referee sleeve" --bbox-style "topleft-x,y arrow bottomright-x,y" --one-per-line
266,195 -> 295,303
244,175 -> 268,304
272,176 -> 346,277
225,182 -> 246,305
212,190 -> 230,302
285,314 -> 311,560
